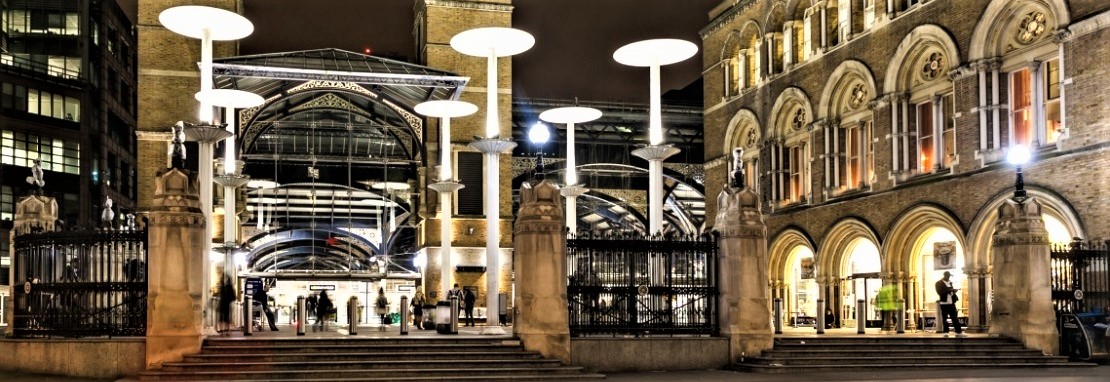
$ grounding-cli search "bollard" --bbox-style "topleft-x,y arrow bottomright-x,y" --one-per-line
400,295 -> 409,335
244,295 -> 254,336
857,299 -> 866,334
935,301 -> 942,333
297,295 -> 306,336
815,299 -> 825,334
896,299 -> 905,334
450,296 -> 460,334
773,298 -> 783,334
348,296 -> 358,335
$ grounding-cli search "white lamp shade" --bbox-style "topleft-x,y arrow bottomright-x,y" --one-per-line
195,89 -> 265,109
613,39 -> 698,67
450,27 -> 535,58
539,107 -> 602,124
414,100 -> 479,118
159,6 -> 254,41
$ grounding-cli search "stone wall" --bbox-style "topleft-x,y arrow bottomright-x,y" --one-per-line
0,339 -> 145,379
570,338 -> 730,372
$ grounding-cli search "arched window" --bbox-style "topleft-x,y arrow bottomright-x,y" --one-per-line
821,61 -> 876,195
769,88 -> 813,206
723,23 -> 765,98
725,109 -> 763,191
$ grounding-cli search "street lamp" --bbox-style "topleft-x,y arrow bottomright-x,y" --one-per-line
528,122 -> 550,180
1006,144 -> 1032,202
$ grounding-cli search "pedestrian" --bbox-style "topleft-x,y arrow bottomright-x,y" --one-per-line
463,288 -> 477,327
375,287 -> 390,331
877,284 -> 899,329
935,271 -> 964,337
255,285 -> 279,331
315,290 -> 333,332
411,286 -> 426,329
824,307 -> 835,329
218,276 -> 235,335
306,293 -> 318,326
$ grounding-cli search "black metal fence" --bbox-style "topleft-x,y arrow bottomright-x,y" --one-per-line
1050,239 -> 1110,314
10,228 -> 149,338
566,232 -> 718,336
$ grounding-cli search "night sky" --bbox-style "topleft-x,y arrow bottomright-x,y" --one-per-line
120,0 -> 720,102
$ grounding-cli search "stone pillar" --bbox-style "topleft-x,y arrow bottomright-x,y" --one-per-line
715,185 -> 771,360
966,267 -> 989,333
989,197 -> 1058,355
512,180 -> 568,362
5,195 -> 59,336
145,169 -> 207,369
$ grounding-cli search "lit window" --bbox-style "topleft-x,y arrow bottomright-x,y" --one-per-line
843,120 -> 872,189
1010,67 -> 1033,146
917,101 -> 935,172
1043,59 -> 1061,143
941,94 -> 956,168
788,145 -> 806,203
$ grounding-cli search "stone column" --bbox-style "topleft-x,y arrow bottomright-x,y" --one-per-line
6,195 -> 58,336
512,180 -> 569,362
989,197 -> 1058,355
966,267 -> 989,333
146,169 -> 207,369
715,184 -> 771,360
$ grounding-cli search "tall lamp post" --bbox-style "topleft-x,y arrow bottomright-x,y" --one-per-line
539,106 -> 601,233
614,39 -> 697,235
416,100 -> 478,300
1007,144 -> 1032,203
452,27 -> 534,334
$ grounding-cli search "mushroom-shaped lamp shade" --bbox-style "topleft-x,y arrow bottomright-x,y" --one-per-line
414,100 -> 478,118
613,39 -> 698,67
529,122 -> 550,145
539,107 -> 602,124
159,6 -> 254,41
195,89 -> 265,109
1007,144 -> 1032,166
450,27 -> 535,58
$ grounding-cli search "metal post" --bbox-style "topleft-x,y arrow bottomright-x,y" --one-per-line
297,296 -> 306,336
773,298 -> 783,334
243,295 -> 253,336
348,296 -> 358,335
896,299 -> 905,334
815,299 -> 825,334
450,296 -> 460,334
400,295 -> 410,335
857,299 -> 866,334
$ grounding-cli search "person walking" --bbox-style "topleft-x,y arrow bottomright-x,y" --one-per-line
305,293 -> 318,327
935,271 -> 964,337
375,287 -> 390,331
411,286 -> 426,329
256,285 -> 279,331
217,276 -> 235,335
315,290 -> 333,332
463,288 -> 477,327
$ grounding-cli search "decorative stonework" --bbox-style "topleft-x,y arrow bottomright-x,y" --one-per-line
1016,11 -> 1048,44
920,52 -> 946,81
514,181 -> 564,235
848,83 -> 867,111
791,108 -> 807,131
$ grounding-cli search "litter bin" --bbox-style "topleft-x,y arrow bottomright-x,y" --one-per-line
435,300 -> 458,334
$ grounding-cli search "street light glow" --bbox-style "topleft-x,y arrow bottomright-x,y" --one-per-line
1007,144 -> 1032,166
529,122 -> 550,144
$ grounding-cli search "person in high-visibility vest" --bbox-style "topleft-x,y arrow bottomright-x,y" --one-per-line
877,284 -> 899,328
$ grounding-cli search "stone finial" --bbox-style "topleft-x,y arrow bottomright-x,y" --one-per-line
515,180 -> 563,234
13,195 -> 58,234
26,159 -> 45,194
169,121 -> 187,169
101,196 -> 115,224
730,148 -> 745,189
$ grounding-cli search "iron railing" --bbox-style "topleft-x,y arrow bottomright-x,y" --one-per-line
1050,239 -> 1110,314
10,228 -> 148,338
566,231 -> 718,336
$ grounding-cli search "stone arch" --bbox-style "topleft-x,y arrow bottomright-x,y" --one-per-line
816,217 -> 882,279
769,227 -> 817,283
765,1 -> 787,31
965,186 -> 1085,269
819,60 -> 877,121
768,87 -> 814,140
969,0 -> 1070,60
723,108 -> 762,154
882,203 -> 966,276
883,24 -> 962,94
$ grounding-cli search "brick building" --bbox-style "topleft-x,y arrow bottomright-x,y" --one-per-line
700,0 -> 1108,330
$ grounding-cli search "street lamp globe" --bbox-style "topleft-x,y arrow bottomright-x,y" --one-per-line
529,122 -> 550,180
1007,144 -> 1032,201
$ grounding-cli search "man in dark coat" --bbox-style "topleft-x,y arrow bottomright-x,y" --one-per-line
463,288 -> 477,327
935,271 -> 964,337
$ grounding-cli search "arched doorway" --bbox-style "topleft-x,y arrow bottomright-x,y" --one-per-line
840,238 -> 881,328
911,227 -> 965,329
783,246 -> 817,326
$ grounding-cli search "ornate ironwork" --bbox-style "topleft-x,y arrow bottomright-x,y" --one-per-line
10,228 -> 149,338
1050,239 -> 1109,314
566,231 -> 718,336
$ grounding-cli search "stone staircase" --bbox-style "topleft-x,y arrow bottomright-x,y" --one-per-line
138,336 -> 604,381
733,335 -> 1096,373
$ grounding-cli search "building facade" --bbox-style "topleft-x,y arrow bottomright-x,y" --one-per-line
1,0 -> 138,285
701,0 -> 1109,330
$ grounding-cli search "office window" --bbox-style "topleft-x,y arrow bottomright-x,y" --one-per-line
1,130 -> 80,175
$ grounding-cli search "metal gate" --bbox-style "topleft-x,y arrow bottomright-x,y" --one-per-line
566,232 -> 718,336
1050,239 -> 1110,314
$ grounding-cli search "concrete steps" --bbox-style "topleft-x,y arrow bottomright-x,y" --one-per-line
138,337 -> 604,381
734,336 -> 1096,373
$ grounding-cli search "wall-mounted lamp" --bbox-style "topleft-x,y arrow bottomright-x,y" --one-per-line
466,225 -> 475,236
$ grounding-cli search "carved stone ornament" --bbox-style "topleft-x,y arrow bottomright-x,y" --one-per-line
514,180 -> 564,235
745,126 -> 759,148
848,83 -> 867,111
714,186 -> 766,239
991,197 -> 1050,247
921,52 -> 946,81
791,108 -> 807,131
1016,11 -> 1048,45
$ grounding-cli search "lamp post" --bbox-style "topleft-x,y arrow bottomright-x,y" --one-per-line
539,106 -> 601,233
1007,144 -> 1032,203
614,39 -> 697,235
528,122 -> 551,180
452,27 -> 534,334
416,100 -> 478,300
